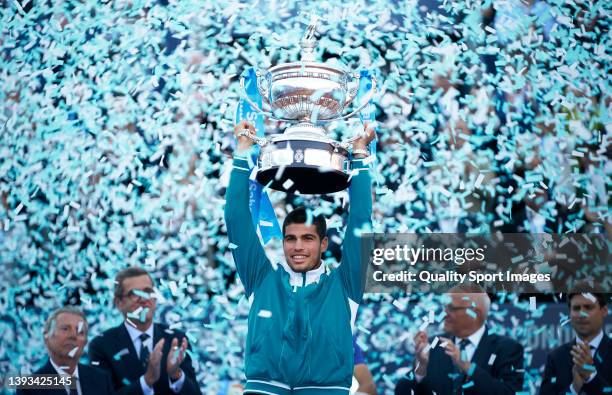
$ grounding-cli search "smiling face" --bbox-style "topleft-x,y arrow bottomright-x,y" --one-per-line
45,312 -> 87,365
570,294 -> 608,341
114,274 -> 157,328
283,223 -> 328,273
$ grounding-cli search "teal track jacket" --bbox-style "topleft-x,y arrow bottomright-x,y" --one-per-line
225,156 -> 372,395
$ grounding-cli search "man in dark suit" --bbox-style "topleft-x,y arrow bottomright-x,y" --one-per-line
540,282 -> 610,395
395,283 -> 524,395
17,307 -> 114,395
89,267 -> 200,395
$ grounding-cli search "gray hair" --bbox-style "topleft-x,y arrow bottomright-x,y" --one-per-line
43,307 -> 88,337
449,283 -> 491,320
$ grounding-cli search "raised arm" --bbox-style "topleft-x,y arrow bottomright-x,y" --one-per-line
224,121 -> 271,297
340,125 -> 375,304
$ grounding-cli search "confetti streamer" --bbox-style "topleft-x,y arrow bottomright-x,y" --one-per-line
2,1 -> 608,392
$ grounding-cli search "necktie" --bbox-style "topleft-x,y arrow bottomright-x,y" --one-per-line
452,339 -> 471,394
459,338 -> 470,355
69,377 -> 78,395
139,333 -> 150,368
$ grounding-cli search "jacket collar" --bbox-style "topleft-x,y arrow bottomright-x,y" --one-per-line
576,330 -> 605,351
456,324 -> 486,349
280,260 -> 329,288
467,326 -> 491,367
49,357 -> 79,379
114,323 -> 147,376
124,320 -> 154,344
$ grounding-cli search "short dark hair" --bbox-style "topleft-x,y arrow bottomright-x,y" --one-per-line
567,281 -> 608,308
282,207 -> 327,241
114,267 -> 154,299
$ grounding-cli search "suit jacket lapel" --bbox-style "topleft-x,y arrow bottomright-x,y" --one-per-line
39,359 -> 58,374
117,323 -> 145,377
153,322 -> 163,345
594,333 -> 611,368
78,363 -> 90,393
37,360 -> 69,395
471,327 -> 491,368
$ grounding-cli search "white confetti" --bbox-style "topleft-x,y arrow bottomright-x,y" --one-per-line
282,179 -> 294,190
67,346 -> 79,358
257,310 -> 272,318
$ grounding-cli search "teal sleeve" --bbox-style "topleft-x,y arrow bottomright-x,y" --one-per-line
224,156 -> 271,297
339,159 -> 373,304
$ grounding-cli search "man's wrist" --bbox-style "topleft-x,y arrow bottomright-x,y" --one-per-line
414,362 -> 427,377
352,148 -> 369,158
569,382 -> 580,395
587,369 -> 597,381
140,374 -> 155,394
236,144 -> 253,155
170,369 -> 182,382
461,361 -> 473,374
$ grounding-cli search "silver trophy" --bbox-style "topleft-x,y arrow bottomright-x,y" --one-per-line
239,23 -> 376,194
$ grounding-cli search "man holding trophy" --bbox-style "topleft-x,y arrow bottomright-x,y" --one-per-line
225,119 -> 373,395
225,23 -> 376,393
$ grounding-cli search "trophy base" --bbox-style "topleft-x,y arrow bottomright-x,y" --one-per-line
257,137 -> 350,194
256,166 -> 349,194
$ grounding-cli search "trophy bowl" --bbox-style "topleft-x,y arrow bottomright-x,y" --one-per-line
258,62 -> 355,122
238,26 -> 376,194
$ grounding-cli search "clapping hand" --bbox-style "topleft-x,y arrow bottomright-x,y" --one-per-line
570,342 -> 594,391
413,331 -> 430,376
167,337 -> 188,381
144,339 -> 165,386
439,337 -> 472,374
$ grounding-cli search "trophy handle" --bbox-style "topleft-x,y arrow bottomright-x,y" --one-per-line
239,71 -> 274,118
344,74 -> 360,106
335,73 -> 377,121
237,127 -> 269,147
256,71 -> 271,104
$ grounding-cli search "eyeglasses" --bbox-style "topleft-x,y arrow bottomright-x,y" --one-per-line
121,287 -> 156,301
445,304 -> 469,313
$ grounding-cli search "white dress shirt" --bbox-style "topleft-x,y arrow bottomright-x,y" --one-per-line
49,358 -> 81,395
125,322 -> 154,359
124,322 -> 186,394
455,324 -> 486,363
